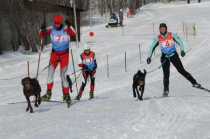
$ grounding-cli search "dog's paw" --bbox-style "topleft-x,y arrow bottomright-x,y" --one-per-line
30,110 -> 34,113
34,104 -> 38,107
26,107 -> 29,112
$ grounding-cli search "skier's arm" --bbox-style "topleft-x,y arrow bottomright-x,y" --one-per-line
172,33 -> 184,51
78,54 -> 86,68
148,37 -> 159,58
64,26 -> 76,36
39,26 -> 52,38
93,54 -> 97,69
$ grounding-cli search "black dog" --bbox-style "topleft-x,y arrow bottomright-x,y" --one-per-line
132,69 -> 147,101
21,77 -> 41,113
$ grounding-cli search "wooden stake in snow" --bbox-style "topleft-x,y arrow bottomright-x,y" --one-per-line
27,61 -> 30,77
139,44 -> 142,63
107,54 -> 109,78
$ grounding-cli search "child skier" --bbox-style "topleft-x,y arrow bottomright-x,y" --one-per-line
75,43 -> 97,100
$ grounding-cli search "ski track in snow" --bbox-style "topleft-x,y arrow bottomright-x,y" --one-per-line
1,0 -> 210,138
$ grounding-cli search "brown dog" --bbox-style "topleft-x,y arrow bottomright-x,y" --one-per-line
132,69 -> 146,101
21,77 -> 41,113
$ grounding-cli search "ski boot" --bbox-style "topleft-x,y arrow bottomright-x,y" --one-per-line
41,89 -> 52,100
65,94 -> 71,108
163,91 -> 169,97
89,91 -> 94,100
193,83 -> 201,88
75,93 -> 82,101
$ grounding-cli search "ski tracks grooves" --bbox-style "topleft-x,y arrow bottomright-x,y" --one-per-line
155,97 -> 195,135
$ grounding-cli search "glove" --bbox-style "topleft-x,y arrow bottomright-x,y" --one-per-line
147,57 -> 151,64
181,51 -> 185,57
82,64 -> 88,70
65,20 -> 71,26
40,22 -> 46,30
93,64 -> 97,70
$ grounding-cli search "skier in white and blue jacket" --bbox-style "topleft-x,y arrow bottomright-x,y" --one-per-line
147,23 -> 201,97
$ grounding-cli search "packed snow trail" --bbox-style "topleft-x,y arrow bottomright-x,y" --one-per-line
1,1 -> 210,138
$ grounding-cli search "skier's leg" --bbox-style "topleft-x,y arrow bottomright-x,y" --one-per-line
47,65 -> 56,90
60,66 -> 69,94
60,53 -> 71,106
60,52 -> 70,95
47,52 -> 59,90
79,71 -> 88,94
89,69 -> 96,99
171,53 -> 197,85
42,53 -> 58,100
161,55 -> 170,93
75,71 -> 88,100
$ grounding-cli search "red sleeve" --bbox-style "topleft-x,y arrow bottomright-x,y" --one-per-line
39,26 -> 52,38
64,26 -> 76,36
78,64 -> 84,67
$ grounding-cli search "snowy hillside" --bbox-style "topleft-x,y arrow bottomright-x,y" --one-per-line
1,0 -> 210,138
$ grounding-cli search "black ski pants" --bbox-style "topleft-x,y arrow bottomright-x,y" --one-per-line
79,69 -> 96,94
161,52 -> 197,92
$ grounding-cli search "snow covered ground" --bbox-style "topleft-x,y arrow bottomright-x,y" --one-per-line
1,0 -> 210,138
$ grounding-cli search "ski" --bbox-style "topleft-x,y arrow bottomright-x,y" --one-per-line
154,96 -> 168,99
88,96 -> 99,100
8,100 -> 66,105
193,86 -> 210,93
42,100 -> 66,103
42,100 -> 72,108
8,101 -> 36,105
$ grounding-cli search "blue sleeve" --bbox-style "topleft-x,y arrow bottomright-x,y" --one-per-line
148,37 -> 159,58
172,33 -> 184,51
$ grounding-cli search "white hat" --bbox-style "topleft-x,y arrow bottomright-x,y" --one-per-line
83,42 -> 90,50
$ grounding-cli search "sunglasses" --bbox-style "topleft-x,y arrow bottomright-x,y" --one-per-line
85,49 -> 90,51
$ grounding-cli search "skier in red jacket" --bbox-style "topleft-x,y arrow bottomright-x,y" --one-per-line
39,15 -> 76,107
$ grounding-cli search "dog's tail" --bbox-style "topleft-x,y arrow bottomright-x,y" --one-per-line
144,69 -> 147,76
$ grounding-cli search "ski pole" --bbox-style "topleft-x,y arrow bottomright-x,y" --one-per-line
72,71 -> 82,85
70,69 -> 83,75
71,49 -> 79,95
35,38 -> 43,79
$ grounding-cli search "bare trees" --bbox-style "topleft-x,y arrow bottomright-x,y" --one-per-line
97,0 -> 128,16
0,0 -> 42,53
0,18 -> 3,55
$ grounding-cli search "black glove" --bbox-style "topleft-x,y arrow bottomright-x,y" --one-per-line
65,19 -> 71,26
40,22 -> 46,30
181,51 -> 185,57
83,64 -> 88,70
147,57 -> 151,64
93,64 -> 97,70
